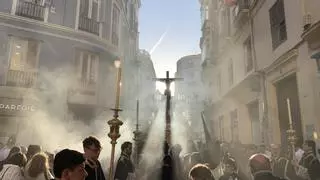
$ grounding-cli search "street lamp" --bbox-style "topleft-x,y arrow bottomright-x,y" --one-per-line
311,52 -> 320,73
108,59 -> 123,180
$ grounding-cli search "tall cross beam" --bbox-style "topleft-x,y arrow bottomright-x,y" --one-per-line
156,71 -> 182,145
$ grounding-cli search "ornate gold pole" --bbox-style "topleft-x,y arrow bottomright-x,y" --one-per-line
108,60 -> 123,180
286,98 -> 296,159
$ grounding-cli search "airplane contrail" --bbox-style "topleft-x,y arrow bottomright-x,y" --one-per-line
149,25 -> 170,55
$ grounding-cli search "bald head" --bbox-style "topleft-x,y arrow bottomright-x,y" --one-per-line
249,154 -> 271,173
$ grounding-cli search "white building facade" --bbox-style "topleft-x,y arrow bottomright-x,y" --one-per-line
200,0 -> 320,146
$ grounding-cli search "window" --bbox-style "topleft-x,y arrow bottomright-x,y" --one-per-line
9,37 -> 39,71
269,0 -> 287,49
230,109 -> 239,142
228,60 -> 233,86
80,0 -> 99,20
112,4 -> 120,46
75,50 -> 99,85
244,37 -> 253,72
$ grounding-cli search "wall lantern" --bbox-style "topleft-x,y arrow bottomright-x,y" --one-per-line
311,51 -> 320,73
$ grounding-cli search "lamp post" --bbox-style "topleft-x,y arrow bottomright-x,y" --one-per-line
108,59 -> 123,180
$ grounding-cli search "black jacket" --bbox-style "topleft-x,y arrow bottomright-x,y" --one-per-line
85,159 -> 105,180
114,154 -> 134,180
253,171 -> 287,180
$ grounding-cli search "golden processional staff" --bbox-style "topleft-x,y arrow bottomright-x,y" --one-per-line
108,60 -> 123,180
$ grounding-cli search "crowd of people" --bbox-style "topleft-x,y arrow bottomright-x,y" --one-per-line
1,135 -> 320,180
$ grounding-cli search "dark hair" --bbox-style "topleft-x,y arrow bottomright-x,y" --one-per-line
82,136 -> 101,149
28,153 -> 49,179
121,141 -> 132,151
26,145 -> 42,161
189,163 -> 215,180
53,149 -> 85,178
305,140 -> 317,156
6,152 -> 27,167
0,147 -> 23,171
8,146 -> 21,158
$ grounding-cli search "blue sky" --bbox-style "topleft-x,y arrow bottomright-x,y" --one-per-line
139,0 -> 201,91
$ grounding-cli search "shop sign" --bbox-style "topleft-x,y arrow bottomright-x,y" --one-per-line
0,104 -> 36,112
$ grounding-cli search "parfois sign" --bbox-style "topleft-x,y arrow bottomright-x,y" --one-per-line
0,104 -> 36,112
0,98 -> 37,116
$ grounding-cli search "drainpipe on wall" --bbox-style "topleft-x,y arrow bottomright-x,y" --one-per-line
249,0 -> 269,145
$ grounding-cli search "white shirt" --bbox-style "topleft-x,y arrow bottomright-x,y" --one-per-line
295,148 -> 304,163
0,164 -> 24,180
0,146 -> 10,161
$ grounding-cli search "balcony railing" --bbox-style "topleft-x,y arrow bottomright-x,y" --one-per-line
78,15 -> 100,35
0,70 -> 37,88
68,78 -> 96,96
15,1 -> 45,21
232,0 -> 249,27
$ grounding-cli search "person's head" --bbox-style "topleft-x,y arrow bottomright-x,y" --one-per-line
223,158 -> 237,175
249,153 -> 271,174
189,163 -> 215,180
121,141 -> 132,156
6,152 -> 27,167
82,136 -> 101,160
26,145 -> 42,161
171,144 -> 182,155
303,140 -> 316,155
53,149 -> 87,180
270,144 -> 280,157
28,153 -> 49,178
7,146 -> 21,158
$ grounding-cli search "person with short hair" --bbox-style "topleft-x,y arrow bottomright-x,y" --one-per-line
299,140 -> 320,180
26,145 -> 42,162
189,163 -> 215,180
82,136 -> 105,180
53,149 -> 87,180
114,141 -> 134,180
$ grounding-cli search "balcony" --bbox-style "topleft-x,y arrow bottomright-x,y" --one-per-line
302,20 -> 320,50
232,0 -> 249,28
0,69 -> 37,88
78,15 -> 100,36
67,79 -> 96,104
15,1 -> 45,21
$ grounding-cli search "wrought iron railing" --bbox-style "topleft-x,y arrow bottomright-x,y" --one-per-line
1,70 -> 37,88
15,1 -> 45,21
78,15 -> 100,35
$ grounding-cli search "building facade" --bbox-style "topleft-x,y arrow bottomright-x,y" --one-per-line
0,0 -> 140,144
200,0 -> 320,146
174,54 -> 204,140
122,49 -> 157,130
